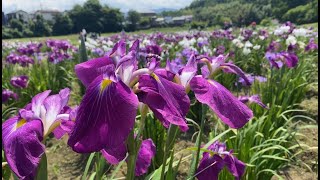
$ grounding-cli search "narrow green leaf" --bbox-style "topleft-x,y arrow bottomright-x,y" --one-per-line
82,153 -> 96,180
36,153 -> 48,180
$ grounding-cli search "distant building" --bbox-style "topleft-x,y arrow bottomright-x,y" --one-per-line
35,10 -> 61,22
172,16 -> 186,26
164,16 -> 173,24
172,15 -> 193,26
155,17 -> 165,25
6,10 -> 30,23
137,10 -> 156,17
183,15 -> 193,22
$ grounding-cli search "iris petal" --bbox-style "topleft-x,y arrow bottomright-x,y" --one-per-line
2,117 -> 44,180
101,142 -> 127,165
75,57 -> 114,87
196,154 -> 225,180
135,139 -> 156,176
68,75 -> 138,153
31,90 -> 51,118
221,63 -> 252,86
137,74 -> 189,131
190,76 -> 253,129
43,94 -> 63,134
224,154 -> 246,180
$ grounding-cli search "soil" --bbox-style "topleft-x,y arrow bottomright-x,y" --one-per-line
46,137 -> 87,180
271,89 -> 318,180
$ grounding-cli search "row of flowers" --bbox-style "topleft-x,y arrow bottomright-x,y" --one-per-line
2,37 -> 274,179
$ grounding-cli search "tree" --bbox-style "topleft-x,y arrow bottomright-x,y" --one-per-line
126,10 -> 141,31
52,14 -> 73,35
30,15 -> 52,37
69,0 -> 104,33
9,19 -> 24,32
102,6 -> 124,32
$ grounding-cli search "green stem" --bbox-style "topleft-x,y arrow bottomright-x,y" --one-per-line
126,130 -> 137,180
160,124 -> 178,180
136,105 -> 148,141
188,103 -> 207,180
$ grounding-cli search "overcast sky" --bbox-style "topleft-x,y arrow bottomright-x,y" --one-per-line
2,0 -> 193,13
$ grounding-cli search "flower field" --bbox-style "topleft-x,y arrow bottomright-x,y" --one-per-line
2,22 -> 318,180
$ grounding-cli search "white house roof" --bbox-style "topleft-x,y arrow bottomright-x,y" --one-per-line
7,10 -> 28,15
35,10 -> 60,14
155,17 -> 164,22
172,16 -> 186,21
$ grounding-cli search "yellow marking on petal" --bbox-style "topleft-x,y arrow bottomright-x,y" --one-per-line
100,79 -> 113,93
16,119 -> 27,129
151,73 -> 160,82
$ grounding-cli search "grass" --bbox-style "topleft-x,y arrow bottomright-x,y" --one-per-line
3,22 -> 317,45
2,26 -> 191,44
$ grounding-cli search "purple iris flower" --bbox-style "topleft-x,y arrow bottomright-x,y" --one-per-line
266,41 -> 281,52
134,139 -> 156,176
166,54 -> 253,129
196,141 -> 246,180
281,52 -> 299,68
2,89 -> 18,103
255,76 -> 267,82
287,44 -> 298,52
92,48 -> 105,57
238,95 -> 269,109
101,138 -> 156,176
68,39 -> 189,159
241,29 -> 253,41
215,45 -> 225,56
305,38 -> 318,52
259,29 -> 269,38
55,104 -> 156,176
182,48 -> 198,59
265,52 -> 298,69
2,88 -> 71,179
17,43 -> 42,56
237,74 -> 267,86
284,21 -> 295,33
265,52 -> 283,69
200,55 -> 252,86
10,75 -> 29,89
6,54 -> 34,66
237,74 -> 255,87
197,39 -> 209,47
146,44 -> 162,56
52,106 -> 78,139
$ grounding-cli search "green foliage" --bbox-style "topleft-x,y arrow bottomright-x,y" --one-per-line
126,10 -> 141,31
101,8 -> 124,32
283,1 -> 318,25
52,14 -> 73,35
179,0 -> 318,27
22,28 -> 34,37
30,15 -> 52,37
2,27 -> 13,39
190,21 -> 207,30
193,1 -> 265,27
140,18 -> 151,28
10,28 -> 23,38
260,18 -> 273,26
68,1 -> 123,33
9,19 -> 24,32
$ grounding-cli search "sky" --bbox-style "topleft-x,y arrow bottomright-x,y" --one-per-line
2,0 -> 193,14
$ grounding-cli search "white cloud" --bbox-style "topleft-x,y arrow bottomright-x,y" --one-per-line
2,0 -> 193,13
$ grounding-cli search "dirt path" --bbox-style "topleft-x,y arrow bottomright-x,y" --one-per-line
46,137 -> 87,180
